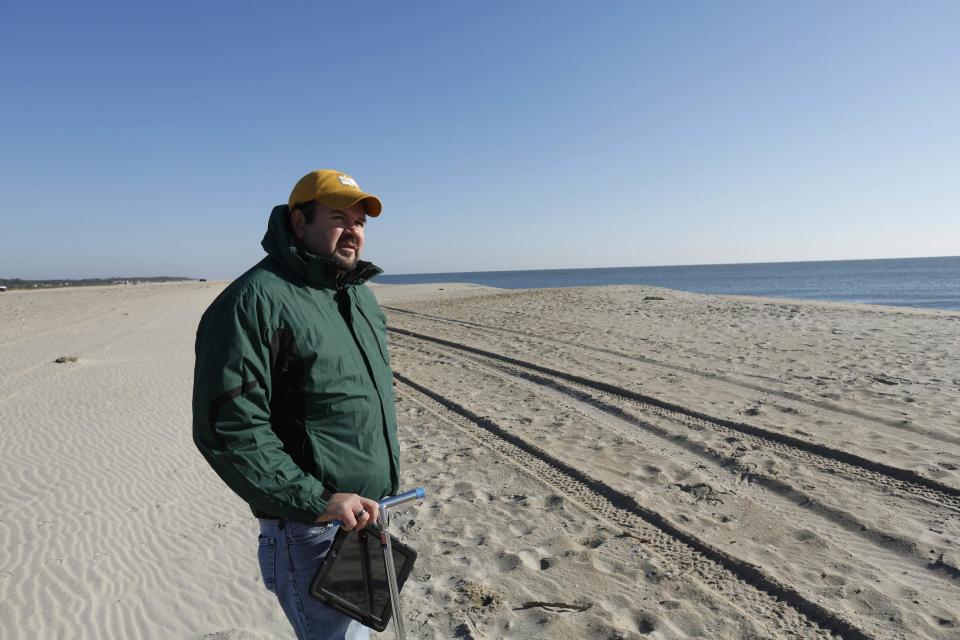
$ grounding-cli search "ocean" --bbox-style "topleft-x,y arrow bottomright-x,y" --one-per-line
376,256 -> 960,311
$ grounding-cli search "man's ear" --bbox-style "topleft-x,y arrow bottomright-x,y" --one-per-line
289,208 -> 306,240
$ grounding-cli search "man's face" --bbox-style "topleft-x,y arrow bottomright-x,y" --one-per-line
291,202 -> 367,272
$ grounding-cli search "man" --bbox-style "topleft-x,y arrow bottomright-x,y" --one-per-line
192,170 -> 399,640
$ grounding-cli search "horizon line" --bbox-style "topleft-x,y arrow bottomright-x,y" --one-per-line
382,254 -> 959,278
2,254 -> 957,282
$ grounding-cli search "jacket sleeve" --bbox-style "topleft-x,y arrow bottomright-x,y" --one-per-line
191,287 -> 330,521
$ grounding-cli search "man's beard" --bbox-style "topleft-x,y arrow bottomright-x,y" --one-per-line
331,248 -> 359,272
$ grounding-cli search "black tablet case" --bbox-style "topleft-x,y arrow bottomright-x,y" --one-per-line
309,523 -> 418,632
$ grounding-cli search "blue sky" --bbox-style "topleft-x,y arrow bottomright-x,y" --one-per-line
1,1 -> 957,279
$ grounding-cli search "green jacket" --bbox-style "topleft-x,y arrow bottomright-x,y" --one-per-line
192,205 -> 399,522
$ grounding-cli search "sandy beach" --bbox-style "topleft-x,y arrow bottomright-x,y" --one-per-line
1,281 -> 958,639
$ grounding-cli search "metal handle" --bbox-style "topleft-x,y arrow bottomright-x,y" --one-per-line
379,487 -> 425,510
326,487 -> 426,528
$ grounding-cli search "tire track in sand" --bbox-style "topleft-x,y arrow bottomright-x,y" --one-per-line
388,334 -> 960,585
387,326 -> 960,512
382,305 -> 960,448
394,374 -> 867,639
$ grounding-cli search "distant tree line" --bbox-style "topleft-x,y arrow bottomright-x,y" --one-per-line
0,277 -> 196,290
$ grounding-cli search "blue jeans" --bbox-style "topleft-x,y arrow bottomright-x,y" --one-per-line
257,519 -> 371,640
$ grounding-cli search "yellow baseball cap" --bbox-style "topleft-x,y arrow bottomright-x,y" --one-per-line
288,169 -> 383,217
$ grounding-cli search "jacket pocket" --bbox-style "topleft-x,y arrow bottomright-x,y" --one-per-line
356,305 -> 391,366
287,523 -> 337,571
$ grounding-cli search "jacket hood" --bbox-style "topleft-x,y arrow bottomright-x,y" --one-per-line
261,204 -> 382,288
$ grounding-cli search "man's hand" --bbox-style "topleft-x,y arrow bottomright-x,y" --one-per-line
316,493 -> 379,531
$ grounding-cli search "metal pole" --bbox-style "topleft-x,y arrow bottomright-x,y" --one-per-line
378,505 -> 406,640
375,488 -> 424,639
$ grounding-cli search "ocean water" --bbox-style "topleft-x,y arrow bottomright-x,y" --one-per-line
376,256 -> 960,311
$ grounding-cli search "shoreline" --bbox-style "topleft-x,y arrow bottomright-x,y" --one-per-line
371,280 -> 960,316
373,255 -> 960,313
5,276 -> 956,314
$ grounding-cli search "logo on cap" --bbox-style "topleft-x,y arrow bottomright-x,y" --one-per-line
338,175 -> 359,189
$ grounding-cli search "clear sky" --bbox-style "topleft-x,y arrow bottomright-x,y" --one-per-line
1,1 -> 957,279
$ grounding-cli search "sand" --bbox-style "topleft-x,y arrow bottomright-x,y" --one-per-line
1,280 -> 958,639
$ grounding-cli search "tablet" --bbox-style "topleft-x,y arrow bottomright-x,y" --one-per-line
309,523 -> 418,632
